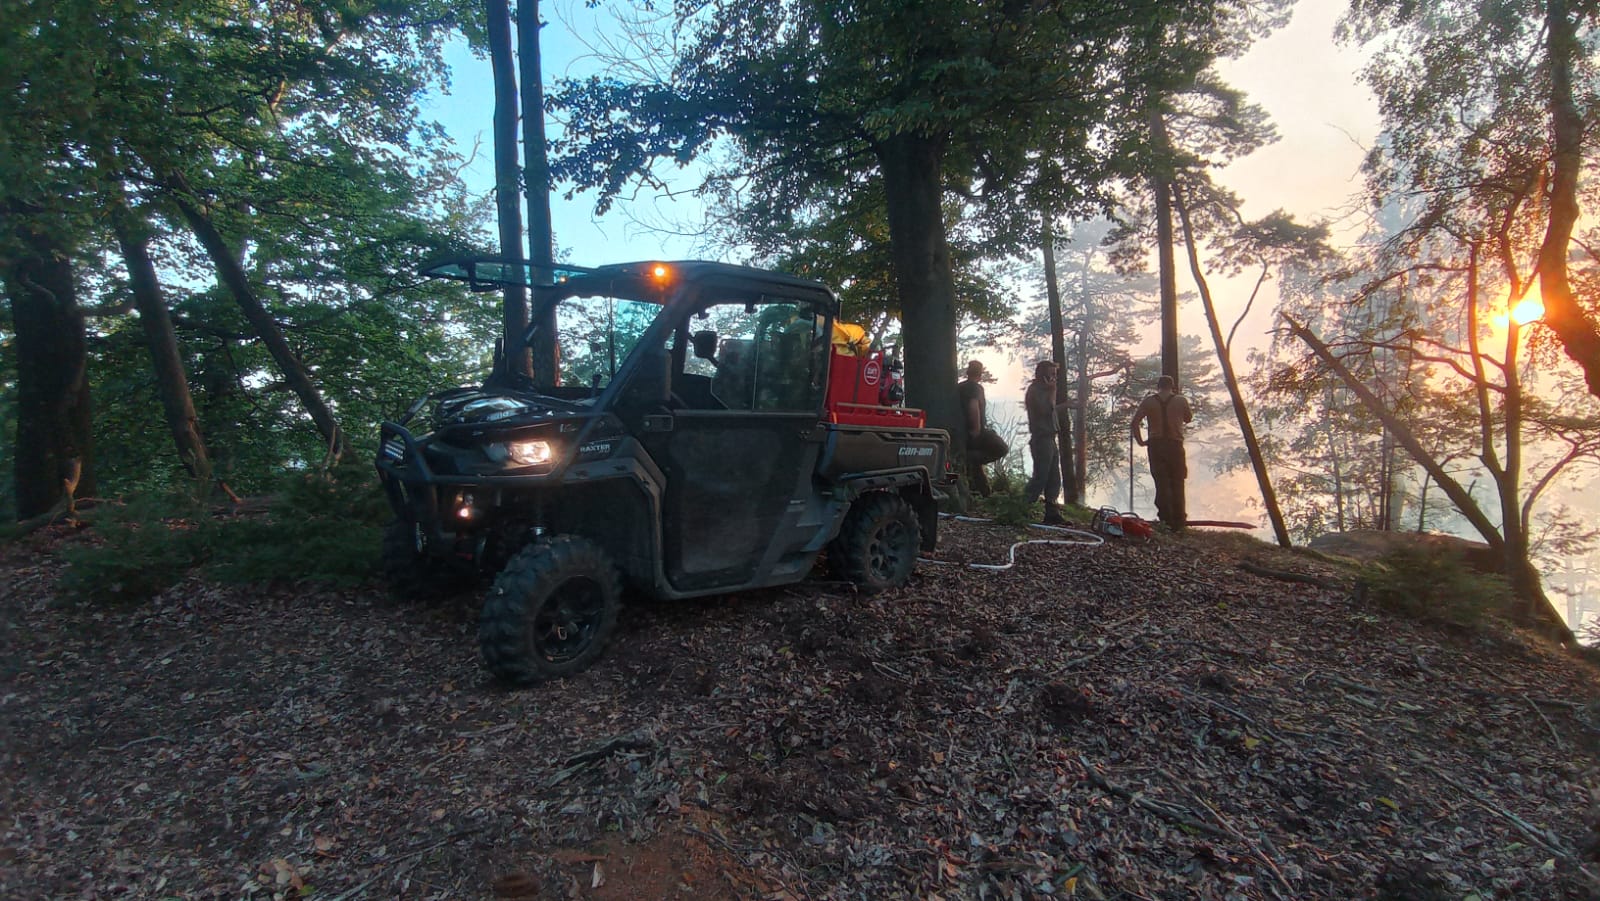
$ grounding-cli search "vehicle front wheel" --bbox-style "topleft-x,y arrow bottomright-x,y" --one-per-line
479,536 -> 621,685
830,492 -> 922,594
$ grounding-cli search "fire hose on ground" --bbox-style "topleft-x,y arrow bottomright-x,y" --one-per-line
921,514 -> 1104,572
920,508 -> 1253,573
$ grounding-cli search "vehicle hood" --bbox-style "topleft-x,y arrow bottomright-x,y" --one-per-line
431,387 -> 584,430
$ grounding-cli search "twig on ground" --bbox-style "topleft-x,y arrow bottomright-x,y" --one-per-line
1160,765 -> 1295,895
872,660 -> 910,682
100,735 -> 176,753
1238,561 -> 1343,589
547,731 -> 658,787
995,677 -> 1020,711
563,731 -> 656,768
1318,673 -> 1383,694
1428,767 -> 1600,888
328,827 -> 487,901
458,722 -> 522,739
1055,641 -> 1116,673
1524,696 -> 1565,749
1078,757 -> 1231,841
1177,687 -> 1286,744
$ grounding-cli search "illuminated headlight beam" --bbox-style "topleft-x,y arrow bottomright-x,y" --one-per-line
505,439 -> 555,467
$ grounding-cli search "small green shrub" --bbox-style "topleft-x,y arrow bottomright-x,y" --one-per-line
58,493 -> 213,603
205,515 -> 381,587
972,490 -> 1037,527
1359,545 -> 1509,629
272,462 -> 391,524
204,465 -> 386,587
60,466 -> 391,602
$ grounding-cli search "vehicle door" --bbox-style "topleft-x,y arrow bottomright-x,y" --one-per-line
637,294 -> 830,592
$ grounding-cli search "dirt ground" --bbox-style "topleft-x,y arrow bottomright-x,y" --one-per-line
3,518 -> 1599,899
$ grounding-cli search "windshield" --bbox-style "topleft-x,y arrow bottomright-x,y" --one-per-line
550,295 -> 659,391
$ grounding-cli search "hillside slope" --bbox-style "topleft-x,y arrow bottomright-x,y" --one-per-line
2,519 -> 1598,899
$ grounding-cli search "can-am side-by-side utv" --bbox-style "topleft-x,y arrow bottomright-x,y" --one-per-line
376,258 -> 952,684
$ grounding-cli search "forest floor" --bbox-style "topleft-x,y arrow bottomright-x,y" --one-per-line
3,517 -> 1600,900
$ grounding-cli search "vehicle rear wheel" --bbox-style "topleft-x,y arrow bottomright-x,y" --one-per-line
479,536 -> 621,685
381,519 -> 462,601
830,492 -> 921,593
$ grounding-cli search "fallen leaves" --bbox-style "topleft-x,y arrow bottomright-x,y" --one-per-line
1,520 -> 1598,899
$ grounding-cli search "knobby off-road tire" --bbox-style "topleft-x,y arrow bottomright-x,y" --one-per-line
479,536 -> 621,685
381,519 -> 462,601
830,492 -> 922,594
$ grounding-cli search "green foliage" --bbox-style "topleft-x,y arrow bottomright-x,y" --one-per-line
58,493 -> 214,604
1,0 -> 494,500
971,488 -> 1038,529
58,466 -> 390,603
206,465 -> 387,588
1359,546 -> 1510,630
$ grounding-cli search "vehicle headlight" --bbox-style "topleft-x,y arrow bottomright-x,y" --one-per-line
505,438 -> 555,467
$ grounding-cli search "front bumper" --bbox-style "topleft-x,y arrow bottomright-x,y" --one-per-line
375,420 -> 556,562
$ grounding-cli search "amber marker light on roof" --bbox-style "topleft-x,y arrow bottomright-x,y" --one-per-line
651,263 -> 669,279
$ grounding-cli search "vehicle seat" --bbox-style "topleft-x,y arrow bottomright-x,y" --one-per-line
674,373 -> 722,409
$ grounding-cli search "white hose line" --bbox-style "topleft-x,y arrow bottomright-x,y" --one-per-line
922,514 -> 1104,571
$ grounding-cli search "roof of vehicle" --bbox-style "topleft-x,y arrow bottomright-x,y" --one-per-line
421,257 -> 834,301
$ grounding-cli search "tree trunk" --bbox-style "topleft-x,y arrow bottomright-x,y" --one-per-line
1502,317 -> 1535,619
519,0 -> 558,384
1073,325 -> 1091,497
1415,472 -> 1429,532
169,186 -> 350,461
1538,0 -> 1600,400
488,0 -> 531,377
110,200 -> 212,485
1285,313 -> 1504,550
1040,222 -> 1079,504
1331,438 -> 1346,532
1173,186 -> 1290,546
877,133 -> 961,451
1291,313 -> 1576,643
1151,111 -> 1180,384
2,218 -> 95,519
1376,437 -> 1389,529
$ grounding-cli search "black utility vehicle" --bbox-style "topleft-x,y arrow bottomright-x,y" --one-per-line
376,259 -> 952,684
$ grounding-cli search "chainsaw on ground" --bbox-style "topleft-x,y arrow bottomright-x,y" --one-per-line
1090,506 -> 1154,540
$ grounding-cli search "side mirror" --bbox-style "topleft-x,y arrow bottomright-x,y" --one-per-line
691,329 -> 719,362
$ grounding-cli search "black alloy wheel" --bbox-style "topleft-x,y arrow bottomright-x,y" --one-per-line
479,536 -> 621,684
830,492 -> 922,593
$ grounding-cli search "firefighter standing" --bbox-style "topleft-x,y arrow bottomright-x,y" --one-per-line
1130,375 -> 1193,530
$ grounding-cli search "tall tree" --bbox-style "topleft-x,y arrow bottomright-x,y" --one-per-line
4,0 -> 485,497
488,0 -> 531,378
108,197 -> 212,485
1172,196 -> 1318,546
1039,224 -> 1079,505
519,0 -> 559,383
1344,0 -> 1600,401
0,0 -> 103,517
168,183 -> 351,462
1285,303 -> 1582,641
1026,221 -> 1150,501
548,0 -> 1210,446
1,213 -> 94,519
1105,2 -> 1292,527
1152,115 -> 1182,384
